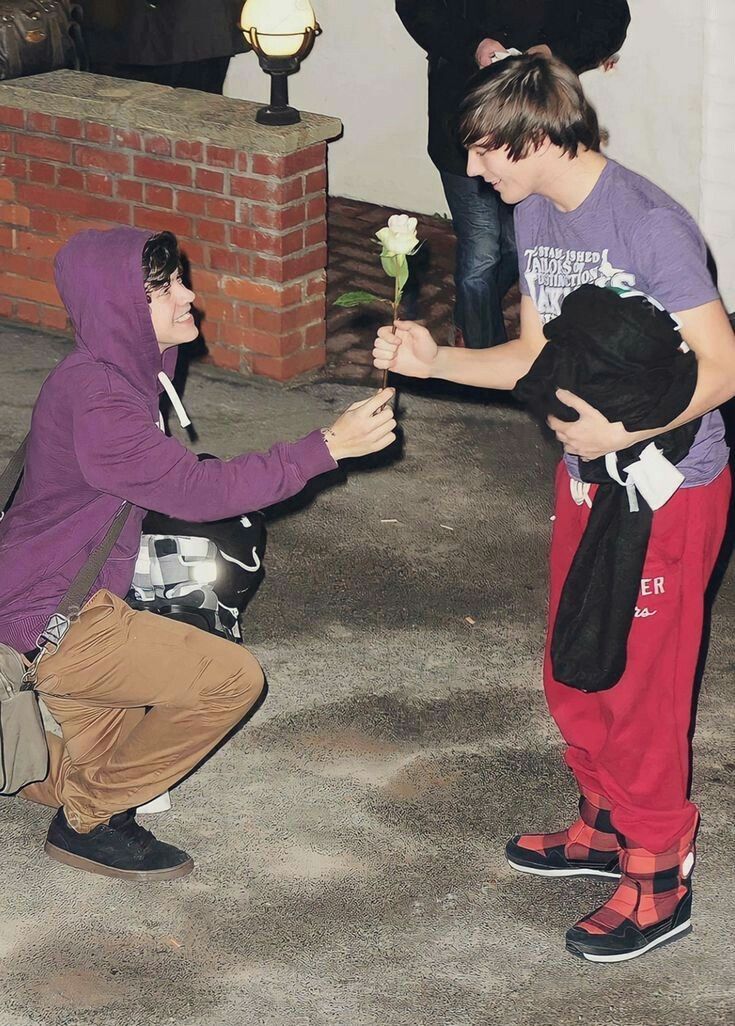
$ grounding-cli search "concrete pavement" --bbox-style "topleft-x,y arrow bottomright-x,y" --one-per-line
0,323 -> 733,1026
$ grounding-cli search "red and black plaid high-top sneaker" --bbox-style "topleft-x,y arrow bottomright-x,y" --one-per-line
565,822 -> 697,963
505,790 -> 620,878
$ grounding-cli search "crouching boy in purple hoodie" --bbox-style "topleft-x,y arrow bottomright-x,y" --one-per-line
0,226 -> 397,881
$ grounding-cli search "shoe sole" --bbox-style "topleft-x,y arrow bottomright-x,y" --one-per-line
45,841 -> 195,881
506,857 -> 621,879
566,920 -> 692,963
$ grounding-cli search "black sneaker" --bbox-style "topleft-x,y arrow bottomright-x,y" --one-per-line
45,807 -> 194,881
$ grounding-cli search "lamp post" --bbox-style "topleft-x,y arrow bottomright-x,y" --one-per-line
241,0 -> 321,126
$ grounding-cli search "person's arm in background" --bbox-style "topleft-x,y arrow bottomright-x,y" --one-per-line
395,0 -> 492,65
538,1 -> 631,74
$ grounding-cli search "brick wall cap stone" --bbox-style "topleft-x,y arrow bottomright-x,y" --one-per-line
0,71 -> 342,156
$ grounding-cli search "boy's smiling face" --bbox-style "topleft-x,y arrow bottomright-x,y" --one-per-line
149,270 -> 198,351
466,140 -> 543,205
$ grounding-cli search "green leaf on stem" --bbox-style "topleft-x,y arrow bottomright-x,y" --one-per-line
396,256 -> 409,294
381,253 -> 409,282
380,254 -> 397,280
383,255 -> 409,294
333,290 -> 392,308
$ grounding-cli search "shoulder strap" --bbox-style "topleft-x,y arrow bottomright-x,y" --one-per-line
0,434 -> 28,514
55,503 -> 132,618
33,502 -> 133,657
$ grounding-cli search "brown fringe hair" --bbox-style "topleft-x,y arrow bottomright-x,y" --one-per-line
459,55 -> 600,161
142,231 -> 181,299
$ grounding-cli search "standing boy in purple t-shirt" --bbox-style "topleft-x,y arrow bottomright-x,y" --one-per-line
373,55 -> 735,963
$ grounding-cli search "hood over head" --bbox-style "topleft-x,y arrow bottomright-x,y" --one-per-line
54,227 -> 177,396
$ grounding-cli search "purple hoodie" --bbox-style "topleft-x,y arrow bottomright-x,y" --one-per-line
0,227 -> 336,652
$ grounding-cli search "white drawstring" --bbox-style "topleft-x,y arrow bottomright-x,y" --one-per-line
220,546 -> 262,573
625,478 -> 640,513
604,451 -> 626,486
569,479 -> 593,508
157,371 -> 191,428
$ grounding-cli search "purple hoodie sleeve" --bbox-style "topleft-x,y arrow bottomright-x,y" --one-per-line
71,372 -> 337,519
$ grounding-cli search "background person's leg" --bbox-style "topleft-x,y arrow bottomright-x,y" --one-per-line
440,171 -> 517,349
497,199 -> 518,305
34,591 -> 264,833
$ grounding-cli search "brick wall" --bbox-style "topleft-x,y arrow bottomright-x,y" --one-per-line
0,73 -> 341,381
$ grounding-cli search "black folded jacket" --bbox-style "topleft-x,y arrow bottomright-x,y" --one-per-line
514,286 -> 700,692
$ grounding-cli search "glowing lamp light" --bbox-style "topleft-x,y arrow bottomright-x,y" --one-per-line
241,0 -> 317,57
241,0 -> 321,125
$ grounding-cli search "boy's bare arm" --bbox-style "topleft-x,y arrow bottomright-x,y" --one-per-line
654,300 -> 735,427
373,295 -> 547,390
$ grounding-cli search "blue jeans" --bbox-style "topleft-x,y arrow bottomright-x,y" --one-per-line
440,172 -> 518,348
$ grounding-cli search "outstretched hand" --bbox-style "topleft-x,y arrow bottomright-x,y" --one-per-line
324,388 -> 397,461
547,389 -> 631,460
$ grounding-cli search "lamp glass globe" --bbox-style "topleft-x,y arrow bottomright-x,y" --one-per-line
241,0 -> 317,58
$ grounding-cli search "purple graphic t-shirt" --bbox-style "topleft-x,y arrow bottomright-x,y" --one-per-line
514,159 -> 728,487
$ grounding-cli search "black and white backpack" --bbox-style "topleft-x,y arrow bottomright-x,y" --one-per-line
126,508 -> 266,644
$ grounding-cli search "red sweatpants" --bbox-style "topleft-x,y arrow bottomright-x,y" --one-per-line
544,463 -> 731,853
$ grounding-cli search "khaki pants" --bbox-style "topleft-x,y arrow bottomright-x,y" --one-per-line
20,590 -> 264,832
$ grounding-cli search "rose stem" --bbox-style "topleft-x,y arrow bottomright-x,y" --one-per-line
381,267 -> 401,392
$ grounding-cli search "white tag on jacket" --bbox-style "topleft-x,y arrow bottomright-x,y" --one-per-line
623,443 -> 684,511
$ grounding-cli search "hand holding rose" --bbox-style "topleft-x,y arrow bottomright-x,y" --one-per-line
323,389 -> 397,461
373,320 -> 439,380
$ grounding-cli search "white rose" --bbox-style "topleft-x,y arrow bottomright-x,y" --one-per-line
376,214 -> 420,257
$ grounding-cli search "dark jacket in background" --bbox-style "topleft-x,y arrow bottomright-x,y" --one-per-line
80,0 -> 246,67
396,1 -> 631,174
514,286 -> 699,694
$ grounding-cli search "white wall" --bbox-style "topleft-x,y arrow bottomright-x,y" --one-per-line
583,1 -> 704,217
227,1 -> 447,214
700,0 -> 735,308
227,1 -> 734,303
